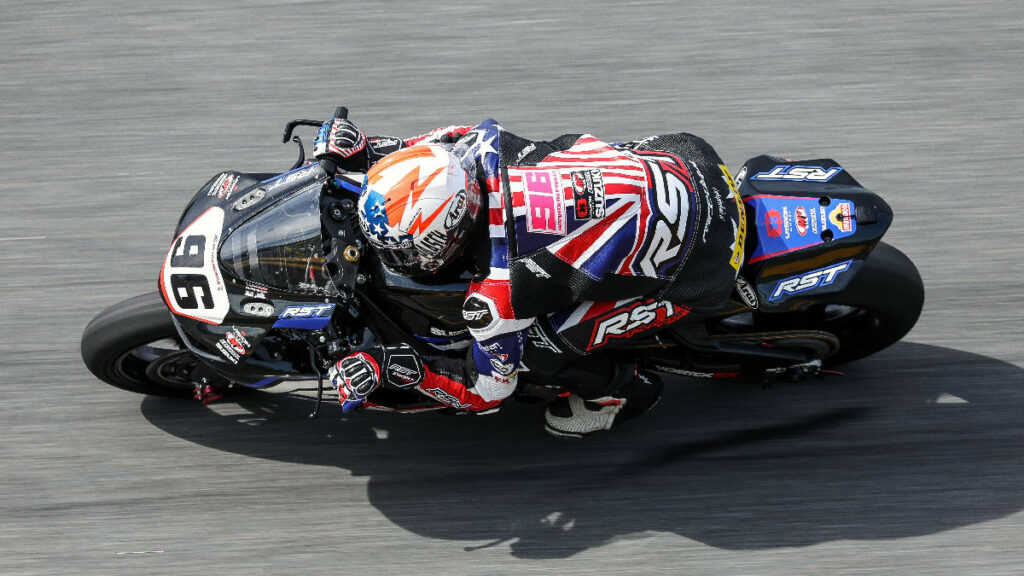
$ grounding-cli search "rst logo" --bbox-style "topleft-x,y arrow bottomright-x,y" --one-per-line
635,152 -> 695,278
589,299 -> 690,350
769,260 -> 852,301
272,304 -> 336,329
752,165 -> 844,182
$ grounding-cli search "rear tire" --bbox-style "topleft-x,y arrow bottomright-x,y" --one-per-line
712,242 -> 924,366
816,242 -> 924,364
81,292 -> 196,396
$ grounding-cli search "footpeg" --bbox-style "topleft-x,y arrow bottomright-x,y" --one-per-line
764,359 -> 823,382
194,382 -> 223,405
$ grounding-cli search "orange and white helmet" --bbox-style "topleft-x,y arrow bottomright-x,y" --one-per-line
358,144 -> 480,276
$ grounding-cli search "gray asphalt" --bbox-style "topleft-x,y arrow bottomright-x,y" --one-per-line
2,0 -> 1022,574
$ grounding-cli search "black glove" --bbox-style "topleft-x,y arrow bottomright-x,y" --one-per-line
329,344 -> 426,414
313,117 -> 367,172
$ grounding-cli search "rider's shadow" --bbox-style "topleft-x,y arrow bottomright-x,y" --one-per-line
141,342 -> 1024,559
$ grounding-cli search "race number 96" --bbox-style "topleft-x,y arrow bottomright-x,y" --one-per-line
159,208 -> 230,324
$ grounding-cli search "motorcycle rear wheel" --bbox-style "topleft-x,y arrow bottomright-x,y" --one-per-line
81,292 -> 197,396
716,242 -> 924,366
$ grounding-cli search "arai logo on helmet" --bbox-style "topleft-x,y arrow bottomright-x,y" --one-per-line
752,165 -> 844,182
444,189 -> 468,229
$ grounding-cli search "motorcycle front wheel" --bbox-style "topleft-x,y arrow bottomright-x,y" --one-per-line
81,292 -> 198,396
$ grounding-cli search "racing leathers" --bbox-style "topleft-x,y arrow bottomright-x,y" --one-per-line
332,119 -> 745,414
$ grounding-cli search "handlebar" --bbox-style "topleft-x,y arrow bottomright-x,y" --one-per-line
281,105 -> 351,175
319,106 -> 351,174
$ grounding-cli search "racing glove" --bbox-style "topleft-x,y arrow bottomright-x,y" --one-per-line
313,117 -> 367,172
329,344 -> 426,413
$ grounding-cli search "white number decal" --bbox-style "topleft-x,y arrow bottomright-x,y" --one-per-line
160,207 -> 230,324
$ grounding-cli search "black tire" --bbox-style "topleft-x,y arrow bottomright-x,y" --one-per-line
711,242 -> 924,366
820,241 -> 924,364
81,292 -> 197,396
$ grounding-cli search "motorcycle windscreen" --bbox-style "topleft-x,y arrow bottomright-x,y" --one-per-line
219,186 -> 338,296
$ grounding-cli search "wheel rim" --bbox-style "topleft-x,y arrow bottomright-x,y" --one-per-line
712,304 -> 889,361
111,338 -> 196,391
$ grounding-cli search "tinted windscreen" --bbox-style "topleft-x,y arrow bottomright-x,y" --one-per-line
220,186 -> 336,295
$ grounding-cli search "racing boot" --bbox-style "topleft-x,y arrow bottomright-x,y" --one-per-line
544,371 -> 663,438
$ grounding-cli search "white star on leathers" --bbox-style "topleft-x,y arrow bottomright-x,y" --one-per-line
476,133 -> 499,157
463,128 -> 499,158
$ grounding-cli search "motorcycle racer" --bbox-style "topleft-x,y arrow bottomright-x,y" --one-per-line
315,114 -> 745,437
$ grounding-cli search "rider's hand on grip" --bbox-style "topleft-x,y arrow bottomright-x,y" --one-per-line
313,117 -> 366,171
330,351 -> 381,413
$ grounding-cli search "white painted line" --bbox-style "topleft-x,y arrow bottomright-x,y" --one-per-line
929,393 -> 969,404
0,236 -> 46,241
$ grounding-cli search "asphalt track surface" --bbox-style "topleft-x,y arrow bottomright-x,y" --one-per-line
2,1 -> 1022,574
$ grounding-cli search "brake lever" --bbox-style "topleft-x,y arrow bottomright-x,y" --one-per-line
282,119 -> 324,143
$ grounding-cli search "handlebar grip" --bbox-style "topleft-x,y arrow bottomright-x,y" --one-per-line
333,106 -> 348,120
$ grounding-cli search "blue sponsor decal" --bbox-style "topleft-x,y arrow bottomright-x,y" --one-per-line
261,163 -> 319,187
273,303 -> 336,329
333,176 -> 363,194
769,260 -> 852,302
752,165 -> 844,182
745,195 -> 857,264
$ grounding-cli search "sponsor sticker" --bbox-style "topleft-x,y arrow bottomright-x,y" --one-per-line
444,189 -> 468,229
588,299 -> 689,350
795,206 -> 809,236
207,173 -> 239,200
522,258 -> 551,279
215,327 -> 251,364
367,136 -> 402,154
523,169 -> 565,235
735,276 -> 759,309
720,163 -> 746,272
385,354 -> 424,389
764,209 -> 783,238
526,324 -> 562,354
746,196 -> 858,264
634,153 -> 693,278
769,260 -> 852,302
489,358 -> 517,376
829,202 -> 855,233
273,304 -> 336,329
429,325 -> 469,338
462,294 -> 494,328
751,165 -> 844,182
422,386 -> 473,410
569,168 -> 606,220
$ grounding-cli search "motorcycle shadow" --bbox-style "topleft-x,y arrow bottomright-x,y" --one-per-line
141,341 -> 1024,559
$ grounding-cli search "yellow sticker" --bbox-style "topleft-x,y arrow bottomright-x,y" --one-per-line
721,164 -> 746,271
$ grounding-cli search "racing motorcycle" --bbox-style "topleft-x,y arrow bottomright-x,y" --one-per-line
81,107 -> 925,413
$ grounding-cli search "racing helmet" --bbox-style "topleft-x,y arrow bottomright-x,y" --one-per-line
358,144 -> 480,276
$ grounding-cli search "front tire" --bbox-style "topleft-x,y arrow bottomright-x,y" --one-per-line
81,292 -> 197,396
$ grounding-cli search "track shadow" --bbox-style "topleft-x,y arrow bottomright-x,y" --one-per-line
141,342 -> 1024,558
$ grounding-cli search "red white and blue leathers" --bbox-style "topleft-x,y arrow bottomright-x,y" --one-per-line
370,120 -> 744,412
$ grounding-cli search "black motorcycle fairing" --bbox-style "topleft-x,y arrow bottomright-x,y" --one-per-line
735,155 -> 894,312
369,261 -> 474,353
159,165 -> 353,380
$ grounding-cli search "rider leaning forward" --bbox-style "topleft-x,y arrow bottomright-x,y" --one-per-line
314,114 -> 744,437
